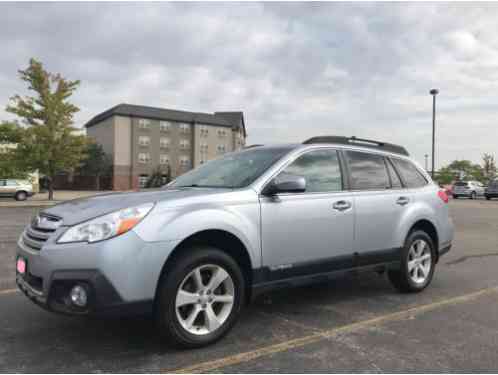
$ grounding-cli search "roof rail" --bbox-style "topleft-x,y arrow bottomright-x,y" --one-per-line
243,144 -> 264,149
302,136 -> 409,156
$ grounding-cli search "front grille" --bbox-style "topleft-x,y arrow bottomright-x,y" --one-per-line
22,214 -> 62,251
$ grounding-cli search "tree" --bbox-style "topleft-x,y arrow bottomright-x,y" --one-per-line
482,153 -> 497,181
436,160 -> 485,184
78,142 -> 112,190
146,165 -> 170,188
0,121 -> 28,179
6,58 -> 87,200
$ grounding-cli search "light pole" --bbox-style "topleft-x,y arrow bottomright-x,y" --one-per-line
430,89 -> 439,178
425,154 -> 429,172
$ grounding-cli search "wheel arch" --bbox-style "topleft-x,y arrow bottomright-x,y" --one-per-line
407,219 -> 439,262
155,229 -> 254,306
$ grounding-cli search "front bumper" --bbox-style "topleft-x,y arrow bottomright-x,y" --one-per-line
16,228 -> 179,317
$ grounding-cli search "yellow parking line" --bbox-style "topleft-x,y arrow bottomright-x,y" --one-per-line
170,286 -> 498,374
0,288 -> 18,296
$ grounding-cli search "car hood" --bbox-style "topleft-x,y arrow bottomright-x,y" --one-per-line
42,188 -> 231,226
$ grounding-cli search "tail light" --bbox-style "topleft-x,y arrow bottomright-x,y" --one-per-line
438,190 -> 449,203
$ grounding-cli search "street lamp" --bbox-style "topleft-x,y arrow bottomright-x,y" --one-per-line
430,89 -> 439,178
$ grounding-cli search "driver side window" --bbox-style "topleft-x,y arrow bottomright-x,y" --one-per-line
279,149 -> 343,193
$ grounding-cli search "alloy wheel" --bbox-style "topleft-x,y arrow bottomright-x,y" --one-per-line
407,239 -> 432,284
175,264 -> 235,335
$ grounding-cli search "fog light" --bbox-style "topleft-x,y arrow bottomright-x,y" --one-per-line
70,285 -> 88,307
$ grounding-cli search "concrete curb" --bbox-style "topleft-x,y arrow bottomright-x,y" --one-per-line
0,201 -> 58,208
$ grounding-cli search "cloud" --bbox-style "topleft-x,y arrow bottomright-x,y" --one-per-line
0,2 -> 497,168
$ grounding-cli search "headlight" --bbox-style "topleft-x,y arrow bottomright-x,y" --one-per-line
58,203 -> 154,244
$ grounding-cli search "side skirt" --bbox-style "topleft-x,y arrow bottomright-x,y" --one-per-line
251,248 -> 402,298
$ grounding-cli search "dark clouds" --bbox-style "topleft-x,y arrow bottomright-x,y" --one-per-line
1,2 -> 497,167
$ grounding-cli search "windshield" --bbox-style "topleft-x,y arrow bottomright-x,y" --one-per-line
168,146 -> 294,189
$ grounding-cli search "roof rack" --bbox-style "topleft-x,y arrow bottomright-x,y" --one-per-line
302,136 -> 409,156
243,144 -> 264,149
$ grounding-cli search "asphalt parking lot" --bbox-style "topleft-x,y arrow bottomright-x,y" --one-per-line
1,199 -> 498,372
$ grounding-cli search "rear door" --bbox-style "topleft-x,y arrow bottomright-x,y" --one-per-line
345,150 -> 410,265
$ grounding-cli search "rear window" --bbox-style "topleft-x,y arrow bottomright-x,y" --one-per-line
391,158 -> 428,188
345,151 -> 390,190
454,182 -> 468,187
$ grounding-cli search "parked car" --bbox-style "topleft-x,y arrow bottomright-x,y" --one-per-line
452,180 -> 485,199
15,136 -> 454,348
0,179 -> 34,201
485,180 -> 498,200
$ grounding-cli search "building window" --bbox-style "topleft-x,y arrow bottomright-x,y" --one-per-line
200,143 -> 208,152
179,156 -> 191,168
200,125 -> 209,137
138,153 -> 151,164
138,175 -> 148,188
180,123 -> 190,134
160,154 -> 170,165
180,139 -> 190,150
138,136 -> 150,147
217,129 -> 227,138
217,144 -> 227,155
160,137 -> 170,149
160,121 -> 171,132
138,119 -> 151,129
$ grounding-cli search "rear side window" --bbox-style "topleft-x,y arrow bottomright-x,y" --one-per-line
386,159 -> 403,189
281,149 -> 342,193
454,181 -> 468,187
345,151 -> 390,190
391,158 -> 428,188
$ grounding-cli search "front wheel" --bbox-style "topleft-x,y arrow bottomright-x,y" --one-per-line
388,230 -> 436,293
156,247 -> 245,348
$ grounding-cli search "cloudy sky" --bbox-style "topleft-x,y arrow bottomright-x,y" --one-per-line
1,2 -> 497,168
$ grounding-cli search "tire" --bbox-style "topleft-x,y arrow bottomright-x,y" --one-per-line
486,196 -> 491,201
388,230 -> 436,293
156,246 -> 245,348
15,191 -> 27,201
453,195 -> 458,199
470,191 -> 477,200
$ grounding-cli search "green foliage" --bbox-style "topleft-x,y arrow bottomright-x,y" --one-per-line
482,153 -> 497,180
0,121 -> 24,143
5,58 -> 87,199
78,142 -> 112,190
146,165 -> 171,188
79,142 -> 111,177
436,159 -> 486,184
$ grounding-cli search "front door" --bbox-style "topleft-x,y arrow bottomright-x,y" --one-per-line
260,149 -> 355,279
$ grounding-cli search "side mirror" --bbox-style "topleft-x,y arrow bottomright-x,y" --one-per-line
263,173 -> 306,195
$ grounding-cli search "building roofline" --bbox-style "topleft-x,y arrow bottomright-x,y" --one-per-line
84,103 -> 244,130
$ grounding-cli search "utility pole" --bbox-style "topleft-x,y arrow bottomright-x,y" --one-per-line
430,89 -> 439,178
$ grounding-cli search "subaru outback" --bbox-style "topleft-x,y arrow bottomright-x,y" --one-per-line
16,136 -> 454,348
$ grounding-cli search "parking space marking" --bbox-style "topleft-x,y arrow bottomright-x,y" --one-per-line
0,288 -> 18,296
170,286 -> 498,374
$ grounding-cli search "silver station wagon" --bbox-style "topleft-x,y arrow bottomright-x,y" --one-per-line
16,136 -> 454,348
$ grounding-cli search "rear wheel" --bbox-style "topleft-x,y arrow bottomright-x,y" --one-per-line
156,246 -> 245,348
486,196 -> 491,200
388,230 -> 436,293
15,191 -> 27,201
453,195 -> 458,199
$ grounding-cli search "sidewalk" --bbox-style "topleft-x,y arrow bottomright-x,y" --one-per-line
0,190 -> 114,207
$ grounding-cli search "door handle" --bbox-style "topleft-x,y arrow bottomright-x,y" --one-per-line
333,200 -> 352,211
396,196 -> 410,206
